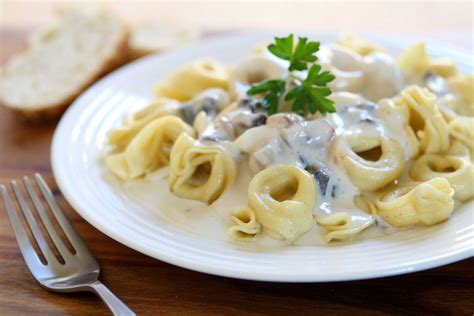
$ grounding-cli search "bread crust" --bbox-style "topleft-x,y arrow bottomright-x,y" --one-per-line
0,22 -> 130,120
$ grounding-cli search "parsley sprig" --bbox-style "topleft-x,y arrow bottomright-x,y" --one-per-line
247,34 -> 336,116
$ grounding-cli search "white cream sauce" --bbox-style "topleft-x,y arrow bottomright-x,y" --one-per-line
111,45 -> 469,246
239,91 -> 412,233
120,90 -> 411,246
122,161 -> 400,247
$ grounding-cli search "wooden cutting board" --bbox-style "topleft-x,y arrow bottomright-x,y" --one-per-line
1,28 -> 473,315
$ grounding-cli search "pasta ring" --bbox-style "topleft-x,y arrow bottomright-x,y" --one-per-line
376,178 -> 454,227
319,45 -> 365,93
448,74 -> 474,110
397,42 -> 459,79
362,52 -> 403,102
449,116 -> 474,155
227,206 -> 262,242
229,56 -> 286,98
332,135 -> 406,191
107,98 -> 181,150
410,154 -> 474,201
336,33 -> 387,56
397,42 -> 430,77
397,86 -> 450,154
169,133 -> 236,204
154,58 -> 229,101
106,116 -> 195,179
315,195 -> 376,242
248,165 -> 316,242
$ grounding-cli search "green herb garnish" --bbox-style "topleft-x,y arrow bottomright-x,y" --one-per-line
247,79 -> 286,115
247,34 -> 336,116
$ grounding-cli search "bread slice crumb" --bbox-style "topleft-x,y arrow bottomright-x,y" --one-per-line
0,6 -> 129,119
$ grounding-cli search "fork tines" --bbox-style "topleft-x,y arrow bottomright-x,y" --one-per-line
0,173 -> 85,267
1,174 -> 135,315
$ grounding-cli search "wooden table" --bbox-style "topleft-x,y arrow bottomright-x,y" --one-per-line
1,28 -> 473,316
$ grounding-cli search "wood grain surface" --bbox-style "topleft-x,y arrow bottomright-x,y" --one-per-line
1,28 -> 473,316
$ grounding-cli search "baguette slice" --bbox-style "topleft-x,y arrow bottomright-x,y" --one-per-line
0,6 -> 129,119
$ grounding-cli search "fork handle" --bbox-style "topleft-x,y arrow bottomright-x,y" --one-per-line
89,281 -> 135,316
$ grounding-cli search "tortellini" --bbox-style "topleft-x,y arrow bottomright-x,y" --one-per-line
361,52 -> 403,101
332,135 -> 405,191
107,116 -> 195,179
430,58 -> 459,78
438,94 -> 467,121
169,133 -> 236,203
336,33 -> 388,56
108,97 -> 181,150
229,56 -> 286,98
396,86 -> 450,154
376,178 -> 454,227
410,154 -> 474,201
397,42 -> 459,79
103,36 -> 474,246
449,116 -> 474,154
247,165 -> 316,242
315,193 -> 377,243
320,44 -> 401,101
154,58 -> 229,101
378,97 -> 421,158
398,43 -> 429,79
447,74 -> 474,115
234,125 -> 280,159
227,206 -> 262,242
193,111 -> 212,137
319,44 -> 365,93
315,210 -> 375,242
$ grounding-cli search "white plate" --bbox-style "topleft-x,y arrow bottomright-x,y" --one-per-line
52,32 -> 474,282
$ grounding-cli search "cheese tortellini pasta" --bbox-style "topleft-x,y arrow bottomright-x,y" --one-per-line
319,45 -> 365,93
319,43 -> 402,102
247,165 -> 316,243
396,86 -> 450,154
169,133 -> 236,203
105,35 -> 473,247
410,154 -> 474,201
336,33 -> 388,56
154,58 -> 229,101
227,206 -> 262,242
108,97 -> 181,150
398,43 -> 431,79
316,209 -> 375,242
447,74 -> 474,115
398,42 -> 459,79
107,116 -> 195,179
376,178 -> 454,227
448,116 -> 474,154
229,56 -> 286,99
315,194 -> 376,242
332,135 -> 405,191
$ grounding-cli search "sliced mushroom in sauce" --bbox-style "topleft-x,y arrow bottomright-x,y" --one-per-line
306,164 -> 331,196
180,89 -> 231,125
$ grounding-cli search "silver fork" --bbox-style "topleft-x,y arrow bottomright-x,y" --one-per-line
1,173 -> 135,316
